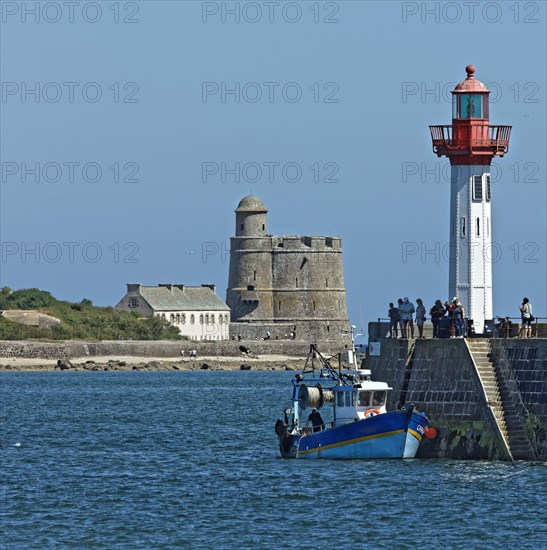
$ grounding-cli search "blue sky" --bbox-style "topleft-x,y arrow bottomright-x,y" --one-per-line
1,0 -> 546,331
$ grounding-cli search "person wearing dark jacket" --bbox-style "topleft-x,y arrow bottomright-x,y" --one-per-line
388,302 -> 399,339
307,408 -> 324,433
430,300 -> 445,338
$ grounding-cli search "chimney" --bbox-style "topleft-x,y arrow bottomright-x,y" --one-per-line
127,283 -> 141,293
201,284 -> 216,294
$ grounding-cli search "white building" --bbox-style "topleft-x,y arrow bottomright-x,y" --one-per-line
115,283 -> 231,340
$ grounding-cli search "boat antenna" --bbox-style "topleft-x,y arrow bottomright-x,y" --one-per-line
303,344 -> 348,385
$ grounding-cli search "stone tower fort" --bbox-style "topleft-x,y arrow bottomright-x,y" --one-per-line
226,195 -> 350,343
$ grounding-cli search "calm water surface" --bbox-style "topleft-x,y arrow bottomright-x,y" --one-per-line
1,371 -> 546,549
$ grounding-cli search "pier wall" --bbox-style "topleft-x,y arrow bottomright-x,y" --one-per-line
367,338 -> 547,460
490,339 -> 547,423
0,339 -> 316,360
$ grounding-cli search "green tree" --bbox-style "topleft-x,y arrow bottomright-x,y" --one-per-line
9,289 -> 56,310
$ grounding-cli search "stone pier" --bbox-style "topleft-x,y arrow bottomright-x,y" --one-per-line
366,338 -> 547,460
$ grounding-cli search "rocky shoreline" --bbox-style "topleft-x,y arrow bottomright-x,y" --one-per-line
0,354 -> 307,372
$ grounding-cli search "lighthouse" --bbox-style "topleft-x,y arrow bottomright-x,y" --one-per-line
429,65 -> 512,334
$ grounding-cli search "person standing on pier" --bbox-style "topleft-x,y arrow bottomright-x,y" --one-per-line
446,301 -> 455,338
453,299 -> 465,338
519,297 -> 533,339
430,300 -> 445,338
397,298 -> 404,337
388,302 -> 399,338
400,297 -> 415,339
416,298 -> 426,339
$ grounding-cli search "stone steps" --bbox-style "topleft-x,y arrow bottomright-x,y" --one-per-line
467,340 -> 535,460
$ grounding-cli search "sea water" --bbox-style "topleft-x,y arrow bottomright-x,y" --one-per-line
1,371 -> 545,549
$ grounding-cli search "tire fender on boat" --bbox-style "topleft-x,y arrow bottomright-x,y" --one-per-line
365,409 -> 381,418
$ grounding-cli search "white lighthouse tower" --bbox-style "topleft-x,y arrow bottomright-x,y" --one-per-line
430,65 -> 512,334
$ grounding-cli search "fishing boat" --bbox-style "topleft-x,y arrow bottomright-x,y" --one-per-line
275,344 -> 430,459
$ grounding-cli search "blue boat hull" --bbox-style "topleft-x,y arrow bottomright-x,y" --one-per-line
279,410 -> 428,459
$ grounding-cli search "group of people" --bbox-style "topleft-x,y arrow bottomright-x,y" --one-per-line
387,296 -> 535,339
387,297 -> 466,339
180,349 -> 198,358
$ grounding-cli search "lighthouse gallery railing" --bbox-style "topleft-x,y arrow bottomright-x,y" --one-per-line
429,125 -> 512,150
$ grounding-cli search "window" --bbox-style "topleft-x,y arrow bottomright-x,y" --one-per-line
262,224 -> 265,231
200,315 -> 204,324
325,237 -> 333,247
485,175 -> 491,202
476,217 -> 480,237
295,278 -> 298,287
372,391 -> 386,406
205,314 -> 209,324
225,314 -> 229,323
313,300 -> 316,311
358,391 -> 371,407
462,217 -> 466,237
170,313 -> 175,322
176,314 -> 180,323
278,301 -> 281,311
472,175 -> 483,201
219,315 -> 223,324
240,224 -> 244,231
253,270 -> 256,281
345,392 -> 351,407
325,278 -> 329,288
190,314 -> 194,324
247,285 -> 254,291
211,314 -> 215,324
459,94 -> 482,118
182,314 -> 186,324
130,297 -> 138,308
336,392 -> 345,408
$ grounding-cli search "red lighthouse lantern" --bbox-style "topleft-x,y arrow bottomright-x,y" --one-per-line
430,65 -> 511,165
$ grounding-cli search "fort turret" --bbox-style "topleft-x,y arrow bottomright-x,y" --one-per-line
226,195 -> 350,344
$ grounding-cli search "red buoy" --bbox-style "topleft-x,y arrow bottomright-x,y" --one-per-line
425,427 -> 438,440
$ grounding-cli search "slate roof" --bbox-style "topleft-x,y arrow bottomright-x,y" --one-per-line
138,286 -> 230,312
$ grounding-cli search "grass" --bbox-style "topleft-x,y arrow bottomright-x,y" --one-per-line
0,287 -> 183,341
